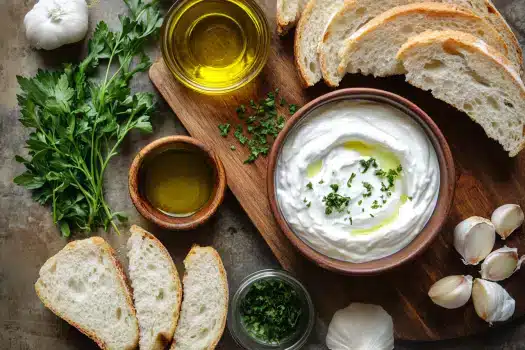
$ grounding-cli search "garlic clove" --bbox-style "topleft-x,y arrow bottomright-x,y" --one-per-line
472,278 -> 515,324
428,275 -> 473,309
491,204 -> 524,239
454,216 -> 496,265
480,246 -> 523,281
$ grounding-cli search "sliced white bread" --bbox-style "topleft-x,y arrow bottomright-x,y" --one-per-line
171,246 -> 228,350
397,30 -> 525,156
127,225 -> 182,350
35,237 -> 139,350
277,0 -> 308,35
320,0 -> 523,86
338,3 -> 510,78
295,0 -> 345,87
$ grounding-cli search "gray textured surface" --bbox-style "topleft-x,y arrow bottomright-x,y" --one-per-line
1,0 -> 525,349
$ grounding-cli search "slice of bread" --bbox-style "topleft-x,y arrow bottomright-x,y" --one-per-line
338,3 -> 510,78
171,246 -> 228,350
277,0 -> 308,35
294,0 -> 345,87
35,237 -> 139,350
397,30 -> 525,156
127,225 -> 182,350
320,0 -> 523,86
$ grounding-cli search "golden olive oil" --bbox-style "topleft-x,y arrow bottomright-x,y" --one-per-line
141,149 -> 214,217
163,0 -> 269,91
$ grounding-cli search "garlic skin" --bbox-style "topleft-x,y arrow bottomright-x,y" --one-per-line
491,204 -> 524,240
24,0 -> 89,50
326,303 -> 394,350
472,279 -> 515,324
428,275 -> 473,309
453,216 -> 495,265
480,246 -> 524,281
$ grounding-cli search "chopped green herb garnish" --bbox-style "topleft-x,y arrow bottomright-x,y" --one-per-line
234,125 -> 248,145
303,198 -> 307,203
347,173 -> 356,187
319,179 -> 325,184
370,213 -> 375,218
408,196 -> 413,201
240,279 -> 303,344
236,104 -> 246,116
330,184 -> 339,192
349,217 -> 353,225
280,97 -> 286,106
371,200 -> 381,209
323,186 -> 350,215
289,104 -> 298,115
306,182 -> 313,190
362,208 -> 365,212
218,123 -> 231,137
359,158 -> 378,173
358,200 -> 363,205
362,182 -> 373,197
230,145 -> 236,150
306,202 -> 311,208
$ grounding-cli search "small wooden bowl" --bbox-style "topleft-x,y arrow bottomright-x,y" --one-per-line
267,88 -> 455,275
129,136 -> 226,230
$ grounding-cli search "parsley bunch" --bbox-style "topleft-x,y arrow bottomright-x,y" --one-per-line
240,279 -> 303,344
13,0 -> 162,236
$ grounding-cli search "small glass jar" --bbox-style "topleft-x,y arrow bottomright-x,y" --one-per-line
228,269 -> 315,349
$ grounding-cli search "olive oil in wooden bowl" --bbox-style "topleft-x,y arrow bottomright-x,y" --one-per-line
161,0 -> 270,94
129,136 -> 226,230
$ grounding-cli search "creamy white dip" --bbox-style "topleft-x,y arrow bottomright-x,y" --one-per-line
275,101 -> 440,263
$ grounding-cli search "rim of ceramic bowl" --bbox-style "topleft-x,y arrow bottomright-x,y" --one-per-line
160,0 -> 271,95
267,88 -> 455,275
129,136 -> 227,230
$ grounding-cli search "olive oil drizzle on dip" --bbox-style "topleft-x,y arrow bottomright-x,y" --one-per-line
141,148 -> 214,217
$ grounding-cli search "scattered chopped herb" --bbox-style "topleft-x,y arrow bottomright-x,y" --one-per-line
379,165 -> 403,192
362,182 -> 373,197
371,200 -> 381,209
319,179 -> 324,184
375,169 -> 386,177
234,125 -> 248,145
359,157 -> 378,173
218,123 -> 231,137
349,217 -> 353,225
280,97 -> 286,106
236,104 -> 246,117
370,213 -> 375,218
330,184 -> 339,192
303,198 -> 308,203
306,202 -> 311,208
358,200 -> 363,205
323,186 -> 350,215
289,104 -> 298,115
347,173 -> 356,187
408,196 -> 413,201
230,145 -> 236,151
306,182 -> 313,190
240,279 -> 303,344
362,208 -> 365,212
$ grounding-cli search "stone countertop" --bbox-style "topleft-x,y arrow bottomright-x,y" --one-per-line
1,0 -> 525,349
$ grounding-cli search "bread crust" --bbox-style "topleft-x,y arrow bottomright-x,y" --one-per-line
397,30 -> 525,156
129,225 -> 183,350
35,237 -> 139,350
170,245 -> 228,350
294,0 -> 317,87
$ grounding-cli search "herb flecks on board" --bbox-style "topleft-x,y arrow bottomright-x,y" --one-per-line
13,0 -> 163,236
219,89 -> 299,163
240,279 -> 303,344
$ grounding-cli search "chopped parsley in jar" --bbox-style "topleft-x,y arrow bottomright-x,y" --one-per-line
240,279 -> 303,344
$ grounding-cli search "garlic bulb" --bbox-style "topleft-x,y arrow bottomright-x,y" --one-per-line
472,279 -> 515,324
326,303 -> 394,350
453,216 -> 495,265
428,275 -> 472,309
491,204 -> 524,239
24,0 -> 89,50
480,246 -> 525,281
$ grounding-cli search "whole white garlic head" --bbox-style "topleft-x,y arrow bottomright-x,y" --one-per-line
24,0 -> 89,50
480,246 -> 524,281
491,204 -> 524,240
326,303 -> 394,350
428,275 -> 473,309
454,216 -> 495,265
472,278 -> 515,324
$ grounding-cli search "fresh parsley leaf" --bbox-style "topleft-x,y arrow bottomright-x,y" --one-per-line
362,182 -> 373,197
218,123 -> 231,137
306,182 -> 313,190
289,104 -> 297,115
359,157 -> 377,173
347,172 -> 356,187
13,0 -> 162,236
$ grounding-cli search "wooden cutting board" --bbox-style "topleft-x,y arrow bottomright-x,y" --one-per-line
149,0 -> 525,340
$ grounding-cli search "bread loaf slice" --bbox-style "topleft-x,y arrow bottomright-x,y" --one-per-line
277,0 -> 307,35
397,30 -> 525,156
320,0 -> 523,86
338,3 -> 509,78
127,225 -> 182,350
294,0 -> 345,86
171,246 -> 228,350
35,237 -> 139,350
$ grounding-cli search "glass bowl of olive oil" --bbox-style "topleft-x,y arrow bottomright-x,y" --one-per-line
161,0 -> 270,94
129,136 -> 227,230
